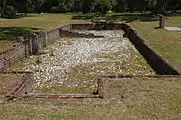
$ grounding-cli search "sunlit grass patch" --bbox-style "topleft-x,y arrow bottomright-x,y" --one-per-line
101,77 -> 181,120
130,18 -> 181,69
0,77 -> 181,120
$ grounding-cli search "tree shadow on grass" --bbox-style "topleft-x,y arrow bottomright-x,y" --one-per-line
72,13 -> 98,20
0,27 -> 41,42
72,13 -> 158,22
106,14 -> 158,22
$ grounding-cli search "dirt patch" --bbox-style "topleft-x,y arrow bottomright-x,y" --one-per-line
0,73 -> 34,99
0,74 -> 25,98
163,34 -> 181,44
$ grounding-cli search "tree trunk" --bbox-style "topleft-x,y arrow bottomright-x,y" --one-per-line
2,0 -> 6,18
155,0 -> 165,14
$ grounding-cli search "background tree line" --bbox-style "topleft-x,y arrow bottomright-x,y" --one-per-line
0,0 -> 181,18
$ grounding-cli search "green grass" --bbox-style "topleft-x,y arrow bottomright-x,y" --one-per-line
1,12 -> 181,119
0,77 -> 181,120
0,13 -> 84,30
101,77 -> 181,120
130,16 -> 181,70
2,12 -> 181,70
72,12 -> 156,22
0,13 -> 84,52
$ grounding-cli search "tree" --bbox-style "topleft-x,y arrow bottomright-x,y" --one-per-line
154,0 -> 165,14
32,0 -> 45,12
81,0 -> 93,13
0,0 -> 7,18
0,0 -> 17,18
1,0 -> 181,18
57,0 -> 74,12
94,0 -> 111,15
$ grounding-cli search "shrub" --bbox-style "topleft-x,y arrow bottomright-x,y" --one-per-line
93,0 -> 111,16
50,6 -> 62,13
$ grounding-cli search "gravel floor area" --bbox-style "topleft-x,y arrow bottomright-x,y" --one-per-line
5,30 -> 154,93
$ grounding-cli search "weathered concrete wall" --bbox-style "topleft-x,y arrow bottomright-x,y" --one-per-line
121,23 -> 180,75
70,23 -> 122,30
70,23 -> 181,75
59,29 -> 103,38
0,27 -> 62,71
71,24 -> 92,30
0,24 -> 101,71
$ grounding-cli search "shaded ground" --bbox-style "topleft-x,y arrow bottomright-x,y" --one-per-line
0,13 -> 84,30
0,27 -> 40,41
0,27 -> 40,53
0,13 -> 84,52
72,13 -> 157,22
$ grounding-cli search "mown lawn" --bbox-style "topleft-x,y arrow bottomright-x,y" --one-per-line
0,77 -> 181,120
0,13 -> 84,30
1,13 -> 181,120
130,16 -> 181,71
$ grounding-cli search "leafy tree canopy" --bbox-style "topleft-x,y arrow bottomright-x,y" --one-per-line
0,0 -> 181,18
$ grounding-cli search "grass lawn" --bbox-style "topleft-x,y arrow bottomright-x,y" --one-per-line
0,13 -> 85,30
0,77 -> 181,120
1,13 -> 181,70
1,13 -> 181,120
130,16 -> 181,71
0,13 -> 84,52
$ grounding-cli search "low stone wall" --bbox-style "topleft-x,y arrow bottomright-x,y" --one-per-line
70,23 -> 123,30
60,29 -> 103,38
0,23 -> 180,75
121,23 -> 181,75
0,24 -> 106,71
71,24 -> 92,30
24,93 -> 100,99
0,27 -> 62,71
1,22 -> 181,100
14,73 -> 35,97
